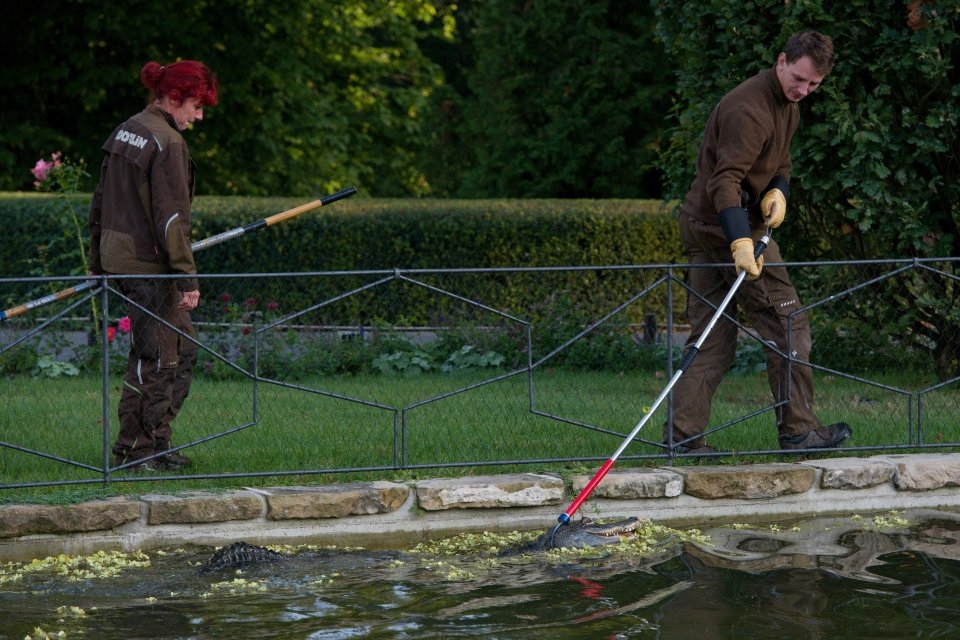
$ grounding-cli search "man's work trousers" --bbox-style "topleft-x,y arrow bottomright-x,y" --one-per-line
664,212 -> 823,450
113,278 -> 197,463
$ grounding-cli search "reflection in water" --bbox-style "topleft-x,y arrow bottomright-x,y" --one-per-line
665,509 -> 960,639
1,509 -> 960,639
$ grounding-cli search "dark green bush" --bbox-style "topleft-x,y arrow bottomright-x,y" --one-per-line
1,194 -> 682,326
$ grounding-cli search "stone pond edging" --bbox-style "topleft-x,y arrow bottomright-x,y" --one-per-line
2,453 -> 960,561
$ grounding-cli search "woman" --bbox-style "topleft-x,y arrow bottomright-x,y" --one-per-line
88,60 -> 219,471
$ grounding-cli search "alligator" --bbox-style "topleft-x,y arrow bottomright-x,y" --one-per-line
199,541 -> 288,573
530,517 -> 641,550
199,517 -> 642,573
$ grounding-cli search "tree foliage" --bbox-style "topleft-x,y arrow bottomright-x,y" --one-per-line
443,0 -> 671,198
654,0 -> 960,378
2,0 -> 454,197
655,0 -> 959,261
3,0 -> 671,199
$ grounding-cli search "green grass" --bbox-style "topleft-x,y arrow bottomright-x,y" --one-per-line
2,367 -> 959,504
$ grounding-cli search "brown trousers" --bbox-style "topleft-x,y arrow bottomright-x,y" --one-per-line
664,213 -> 823,449
113,279 -> 197,462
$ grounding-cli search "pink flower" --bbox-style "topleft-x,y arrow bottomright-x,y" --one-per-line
117,316 -> 132,333
267,301 -> 279,312
30,152 -> 64,187
31,158 -> 55,185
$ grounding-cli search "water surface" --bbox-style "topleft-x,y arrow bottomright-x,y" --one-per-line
2,509 -> 959,639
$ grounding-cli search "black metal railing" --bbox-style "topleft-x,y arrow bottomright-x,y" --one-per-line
2,257 -> 958,488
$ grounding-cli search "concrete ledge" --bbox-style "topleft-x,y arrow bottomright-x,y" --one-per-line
2,455 -> 960,561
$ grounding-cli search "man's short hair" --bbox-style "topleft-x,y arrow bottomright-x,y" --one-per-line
784,30 -> 835,76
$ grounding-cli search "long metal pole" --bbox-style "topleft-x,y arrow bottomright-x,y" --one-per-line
0,186 -> 358,322
554,232 -> 770,530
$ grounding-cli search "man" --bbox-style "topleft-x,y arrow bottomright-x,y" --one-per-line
664,31 -> 851,454
89,59 -> 219,471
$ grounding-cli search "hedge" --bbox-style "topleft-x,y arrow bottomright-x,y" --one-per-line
0,194 -> 684,326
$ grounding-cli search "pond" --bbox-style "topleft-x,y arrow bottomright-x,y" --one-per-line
2,508 -> 959,639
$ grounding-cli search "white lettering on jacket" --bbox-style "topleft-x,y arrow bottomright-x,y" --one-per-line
115,129 -> 148,150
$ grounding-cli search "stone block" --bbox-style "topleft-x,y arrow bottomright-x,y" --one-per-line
673,463 -> 815,499
142,491 -> 263,525
570,469 -> 683,498
886,454 -> 960,491
801,457 -> 895,489
0,497 -> 141,538
263,482 -> 409,520
416,473 -> 564,510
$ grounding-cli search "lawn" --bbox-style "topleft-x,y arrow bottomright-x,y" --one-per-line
2,365 -> 957,505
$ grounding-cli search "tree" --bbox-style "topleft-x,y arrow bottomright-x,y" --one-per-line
439,0 -> 671,198
192,0 -> 456,197
655,0 -> 960,378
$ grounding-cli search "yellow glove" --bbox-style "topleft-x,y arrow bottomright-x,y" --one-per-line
760,188 -> 786,228
730,238 -> 763,280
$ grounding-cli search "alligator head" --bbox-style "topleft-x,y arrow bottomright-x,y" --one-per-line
539,516 -> 641,550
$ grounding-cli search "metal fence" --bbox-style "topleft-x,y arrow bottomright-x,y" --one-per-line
2,257 -> 959,489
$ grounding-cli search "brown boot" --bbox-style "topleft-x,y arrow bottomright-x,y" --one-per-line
155,441 -> 192,469
113,454 -> 162,473
673,444 -> 723,458
779,423 -> 852,450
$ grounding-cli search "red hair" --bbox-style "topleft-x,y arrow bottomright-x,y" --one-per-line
140,60 -> 219,107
